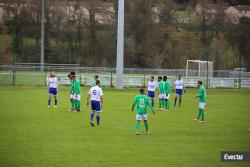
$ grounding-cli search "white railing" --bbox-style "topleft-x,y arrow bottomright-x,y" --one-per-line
0,64 -> 249,88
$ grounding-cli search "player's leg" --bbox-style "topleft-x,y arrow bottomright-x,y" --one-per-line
48,95 -> 52,107
151,98 -> 155,107
54,95 -> 58,107
90,101 -> 96,126
96,112 -> 100,125
159,94 -> 164,108
53,88 -> 58,107
68,94 -> 74,111
136,114 -> 142,135
198,103 -> 205,122
179,95 -> 182,107
75,94 -> 81,112
95,101 -> 101,125
151,91 -> 155,107
174,93 -> 177,107
194,109 -> 202,121
143,114 -> 149,134
167,94 -> 170,110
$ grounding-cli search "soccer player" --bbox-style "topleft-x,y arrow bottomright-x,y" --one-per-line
68,72 -> 75,112
147,76 -> 157,107
163,76 -> 171,111
174,74 -> 184,108
68,72 -> 81,112
94,75 -> 102,88
158,76 -> 165,109
132,88 -> 155,135
87,80 -> 103,126
48,72 -> 59,108
194,81 -> 207,123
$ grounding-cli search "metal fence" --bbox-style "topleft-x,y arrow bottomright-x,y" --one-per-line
0,64 -> 249,88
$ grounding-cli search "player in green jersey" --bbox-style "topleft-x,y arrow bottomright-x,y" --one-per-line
68,72 -> 81,112
163,76 -> 171,111
158,76 -> 165,110
68,72 -> 75,112
132,88 -> 155,135
194,81 -> 207,123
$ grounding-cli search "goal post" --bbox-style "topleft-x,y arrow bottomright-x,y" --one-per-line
186,60 -> 213,77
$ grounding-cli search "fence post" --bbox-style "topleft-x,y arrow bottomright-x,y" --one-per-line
110,68 -> 113,87
44,71 -> 47,86
12,63 -> 16,86
143,68 -> 146,88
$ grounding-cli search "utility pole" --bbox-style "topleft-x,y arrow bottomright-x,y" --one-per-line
40,0 -> 45,71
115,0 -> 124,89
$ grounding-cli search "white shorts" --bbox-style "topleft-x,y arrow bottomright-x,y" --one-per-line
159,94 -> 166,100
165,94 -> 170,100
72,94 -> 81,101
136,114 -> 148,121
199,102 -> 206,109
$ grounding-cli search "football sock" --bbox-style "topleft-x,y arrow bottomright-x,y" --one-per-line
198,109 -> 202,120
167,100 -> 170,110
75,101 -> 80,111
179,98 -> 182,107
136,121 -> 140,132
90,111 -> 95,122
201,109 -> 205,121
159,99 -> 164,108
96,112 -> 100,125
70,100 -> 74,110
165,99 -> 170,110
55,99 -> 58,106
48,99 -> 51,106
152,100 -> 154,107
174,97 -> 177,106
144,120 -> 149,132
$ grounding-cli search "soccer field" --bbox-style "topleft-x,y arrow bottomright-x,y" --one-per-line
0,86 -> 249,167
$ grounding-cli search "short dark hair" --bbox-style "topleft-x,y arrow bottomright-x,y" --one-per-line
95,75 -> 99,79
140,88 -> 145,94
151,76 -> 154,79
70,71 -> 76,76
158,76 -> 162,80
96,80 -> 100,85
163,76 -> 167,81
198,80 -> 203,85
178,74 -> 181,78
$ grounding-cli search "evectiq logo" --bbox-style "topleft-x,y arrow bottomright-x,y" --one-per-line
221,152 -> 250,162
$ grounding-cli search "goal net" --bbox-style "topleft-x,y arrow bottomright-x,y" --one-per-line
185,60 -> 213,77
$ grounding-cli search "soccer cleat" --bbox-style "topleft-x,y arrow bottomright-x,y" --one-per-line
68,109 -> 73,112
194,118 -> 198,121
146,131 -> 150,135
198,120 -> 205,123
90,122 -> 95,127
54,106 -> 57,108
48,105 -> 50,108
136,132 -> 140,135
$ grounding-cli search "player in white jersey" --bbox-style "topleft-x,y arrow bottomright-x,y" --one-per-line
48,72 -> 59,108
173,74 -> 184,108
147,76 -> 157,107
87,80 -> 104,126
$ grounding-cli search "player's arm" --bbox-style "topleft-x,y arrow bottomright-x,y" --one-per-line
131,97 -> 137,112
56,78 -> 59,89
196,90 -> 203,98
147,98 -> 155,114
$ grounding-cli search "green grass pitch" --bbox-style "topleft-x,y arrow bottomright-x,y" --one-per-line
0,86 -> 249,167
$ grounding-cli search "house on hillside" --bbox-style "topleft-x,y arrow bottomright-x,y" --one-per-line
195,3 -> 250,23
